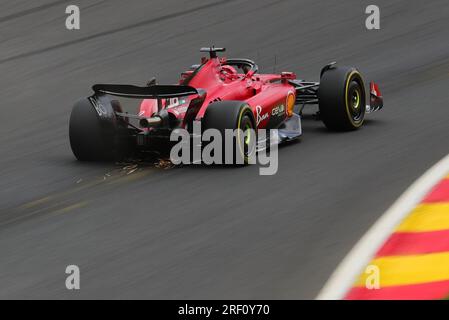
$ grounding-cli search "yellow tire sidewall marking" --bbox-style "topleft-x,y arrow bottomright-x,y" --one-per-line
345,70 -> 365,128
237,105 -> 253,162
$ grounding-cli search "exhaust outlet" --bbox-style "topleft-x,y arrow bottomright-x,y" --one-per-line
139,116 -> 162,128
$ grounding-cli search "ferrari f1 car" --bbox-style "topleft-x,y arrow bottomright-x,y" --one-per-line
69,47 -> 383,163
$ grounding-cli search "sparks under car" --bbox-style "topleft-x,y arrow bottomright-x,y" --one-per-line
69,47 -> 384,163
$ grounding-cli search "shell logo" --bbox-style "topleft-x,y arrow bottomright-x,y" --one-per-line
286,91 -> 296,117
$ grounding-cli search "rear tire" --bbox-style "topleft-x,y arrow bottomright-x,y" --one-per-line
69,99 -> 117,161
319,66 -> 366,131
202,101 -> 256,164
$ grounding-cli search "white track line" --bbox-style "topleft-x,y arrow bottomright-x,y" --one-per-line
316,153 -> 449,300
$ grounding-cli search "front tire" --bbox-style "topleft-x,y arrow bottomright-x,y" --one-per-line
319,66 -> 366,131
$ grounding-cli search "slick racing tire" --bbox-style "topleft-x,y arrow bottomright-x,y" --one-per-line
319,66 -> 366,131
202,101 -> 256,165
69,98 -> 124,161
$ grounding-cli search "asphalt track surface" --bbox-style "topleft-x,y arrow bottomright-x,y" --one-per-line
0,0 -> 448,299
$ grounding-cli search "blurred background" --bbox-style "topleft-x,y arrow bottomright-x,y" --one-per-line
0,0 -> 448,299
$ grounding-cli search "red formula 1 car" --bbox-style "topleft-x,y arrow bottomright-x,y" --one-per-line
69,47 -> 383,163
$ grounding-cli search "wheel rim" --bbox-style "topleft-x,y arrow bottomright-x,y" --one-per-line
244,123 -> 252,146
239,116 -> 256,160
348,85 -> 363,122
352,89 -> 360,109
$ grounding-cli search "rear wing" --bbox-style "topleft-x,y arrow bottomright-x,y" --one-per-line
92,84 -> 198,99
87,84 -> 201,129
